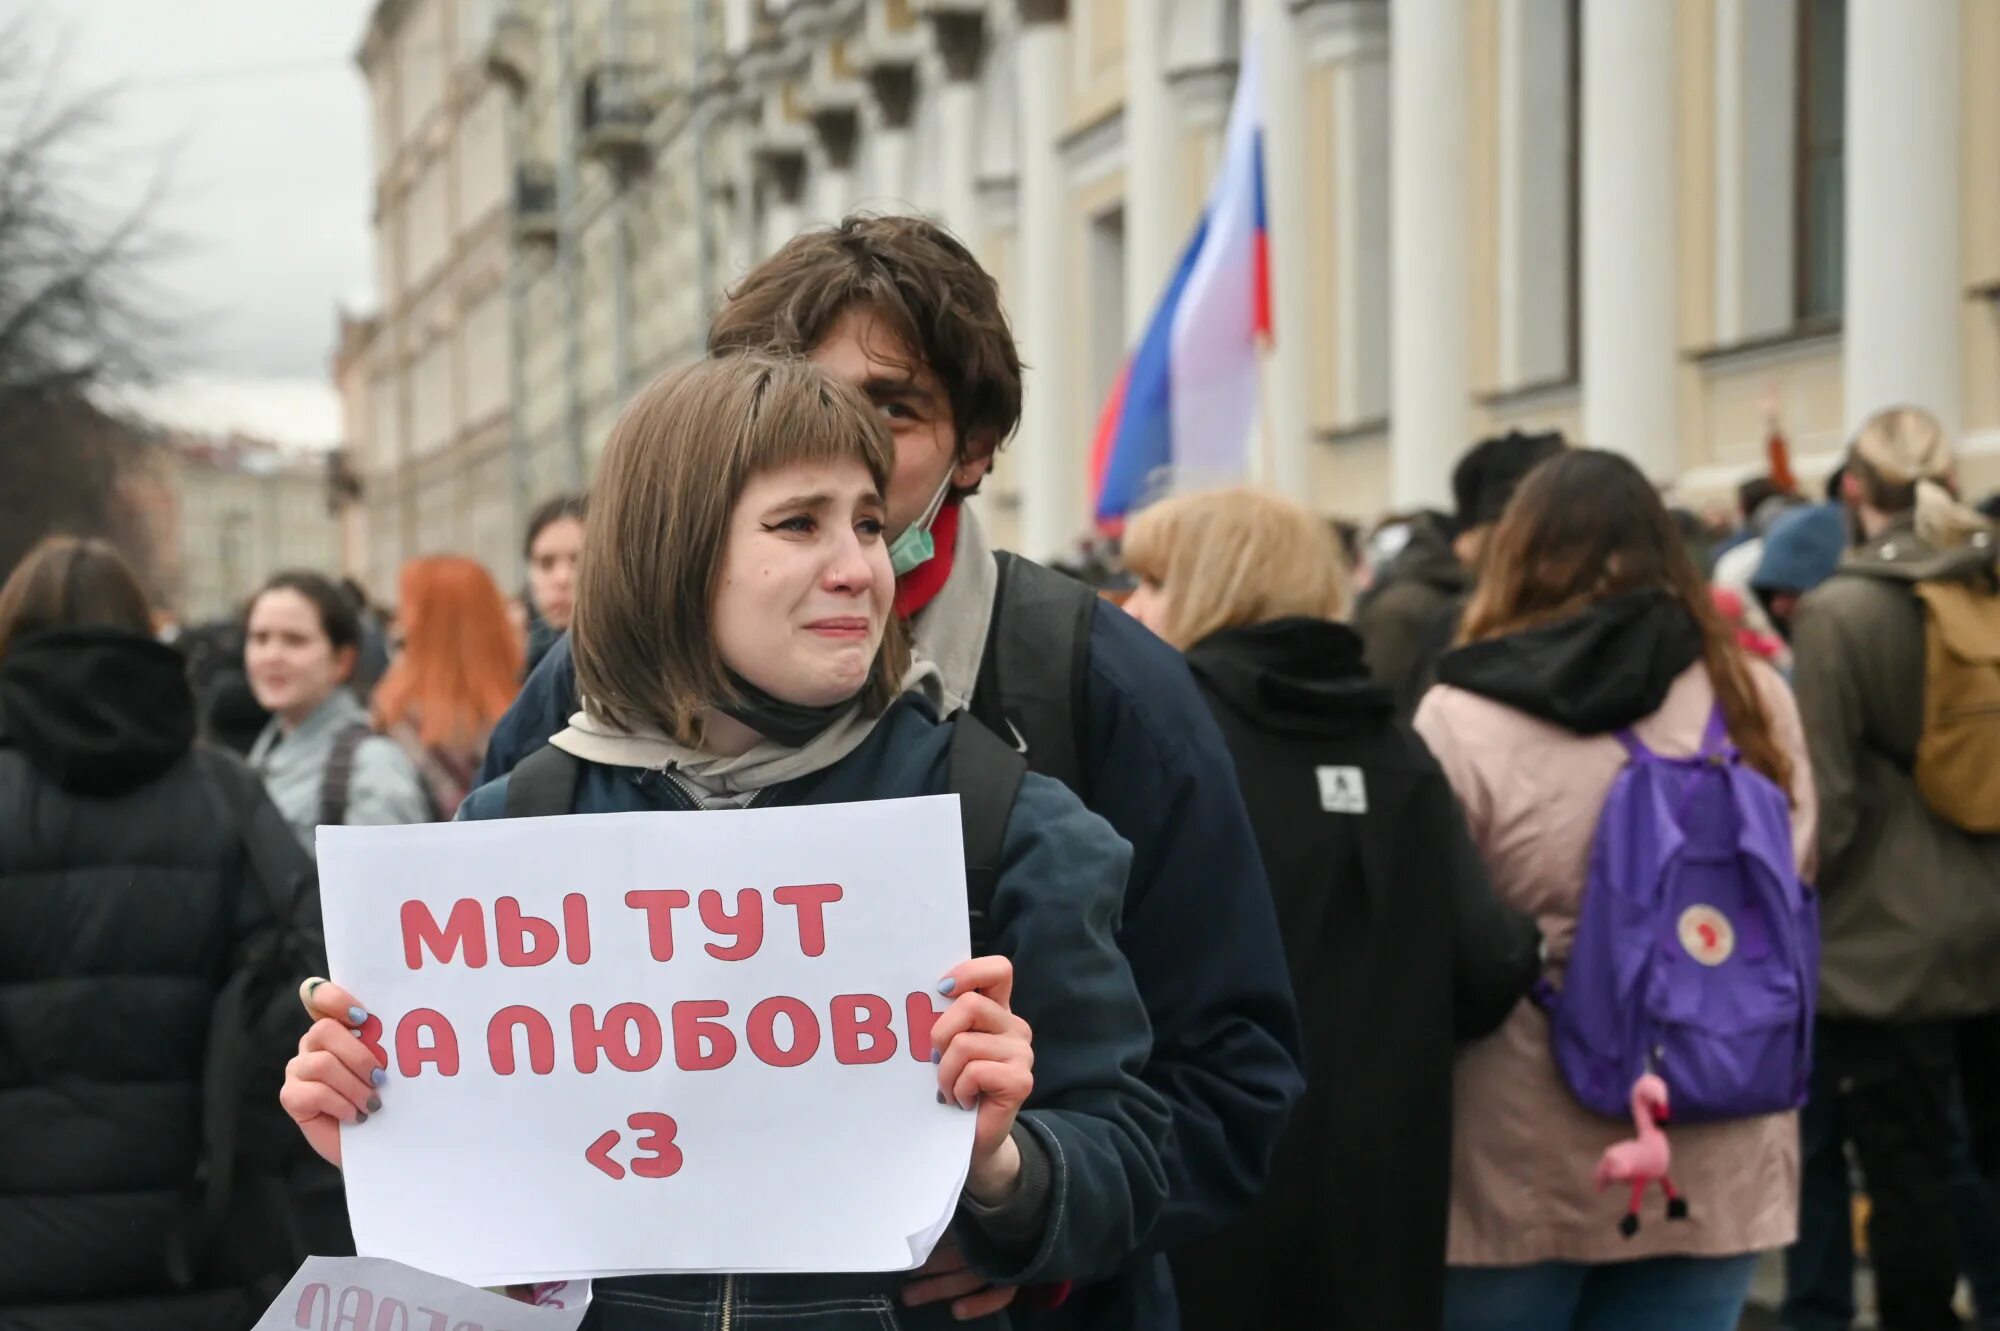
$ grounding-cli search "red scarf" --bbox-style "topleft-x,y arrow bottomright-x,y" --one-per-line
892,499 -> 961,619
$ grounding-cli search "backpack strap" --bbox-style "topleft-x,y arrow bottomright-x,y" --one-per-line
317,723 -> 375,828
946,714 -> 1028,958
1698,703 -> 1732,760
1612,729 -> 1658,762
972,552 -> 1096,799
504,743 -> 583,818
181,746 -> 320,1286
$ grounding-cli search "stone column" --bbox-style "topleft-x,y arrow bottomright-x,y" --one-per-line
1580,0 -> 1678,478
758,147 -> 807,255
1242,0 -> 1311,497
1124,0 -> 1176,335
930,9 -> 986,236
809,106 -> 859,222
1389,0 -> 1470,507
1844,0 -> 1962,434
867,61 -> 918,209
1015,0 -> 1075,557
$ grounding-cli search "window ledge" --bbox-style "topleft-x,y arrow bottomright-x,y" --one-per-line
1476,374 -> 1580,413
1316,415 -> 1389,446
1687,319 -> 1842,369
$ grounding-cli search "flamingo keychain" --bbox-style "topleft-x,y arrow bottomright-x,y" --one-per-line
1594,1073 -> 1692,1237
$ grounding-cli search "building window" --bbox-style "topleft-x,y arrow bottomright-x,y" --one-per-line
1796,0 -> 1845,323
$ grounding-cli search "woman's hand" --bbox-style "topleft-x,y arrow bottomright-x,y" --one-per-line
279,979 -> 385,1167
932,957 -> 1034,1205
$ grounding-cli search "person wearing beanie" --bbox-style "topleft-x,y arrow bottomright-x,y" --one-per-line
1750,503 -> 1848,640
1789,405 -> 2000,1331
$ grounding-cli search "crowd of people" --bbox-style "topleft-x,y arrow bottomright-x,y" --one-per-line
2,212 -> 1997,1331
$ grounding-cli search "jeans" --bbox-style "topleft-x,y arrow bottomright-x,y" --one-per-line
1820,1015 -> 2000,1331
1441,1254 -> 1759,1331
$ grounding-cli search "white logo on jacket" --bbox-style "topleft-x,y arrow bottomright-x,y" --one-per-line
1315,766 -> 1368,814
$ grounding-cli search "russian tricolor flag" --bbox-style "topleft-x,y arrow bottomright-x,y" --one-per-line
1091,45 -> 1270,529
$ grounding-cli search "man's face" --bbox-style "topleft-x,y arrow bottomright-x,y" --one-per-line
808,307 -> 995,536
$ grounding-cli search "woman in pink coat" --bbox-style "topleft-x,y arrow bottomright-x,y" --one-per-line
1415,449 -> 1817,1331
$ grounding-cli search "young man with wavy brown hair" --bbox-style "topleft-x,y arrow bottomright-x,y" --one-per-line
480,215 -> 1302,1330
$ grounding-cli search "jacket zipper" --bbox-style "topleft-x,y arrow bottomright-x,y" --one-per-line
720,1274 -> 735,1331
657,765 -> 775,810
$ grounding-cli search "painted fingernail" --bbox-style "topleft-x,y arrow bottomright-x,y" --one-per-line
930,1047 -> 941,1064
349,1006 -> 368,1025
936,977 -> 956,995
936,1090 -> 947,1105
371,1067 -> 388,1086
354,1111 -> 368,1125
366,1095 -> 383,1112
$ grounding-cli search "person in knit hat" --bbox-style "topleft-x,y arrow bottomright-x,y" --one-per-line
1790,405 -> 2000,1331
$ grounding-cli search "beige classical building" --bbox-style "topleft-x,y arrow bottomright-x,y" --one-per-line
348,0 -> 2000,567
351,0 -> 523,600
154,434 -> 343,624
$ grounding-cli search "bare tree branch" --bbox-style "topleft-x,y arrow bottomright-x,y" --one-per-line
0,20 -> 171,580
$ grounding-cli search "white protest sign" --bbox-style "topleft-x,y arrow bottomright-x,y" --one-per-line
318,796 -> 976,1288
253,1255 -> 589,1330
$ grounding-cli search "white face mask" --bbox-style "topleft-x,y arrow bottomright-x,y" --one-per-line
887,470 -> 956,577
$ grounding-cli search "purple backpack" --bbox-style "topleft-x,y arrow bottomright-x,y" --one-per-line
1539,704 -> 1817,1123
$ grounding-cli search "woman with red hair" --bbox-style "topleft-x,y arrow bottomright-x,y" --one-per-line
372,555 -> 523,817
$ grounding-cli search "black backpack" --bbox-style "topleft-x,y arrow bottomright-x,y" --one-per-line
965,551 -> 1097,804
174,747 -> 349,1295
503,715 -> 1029,956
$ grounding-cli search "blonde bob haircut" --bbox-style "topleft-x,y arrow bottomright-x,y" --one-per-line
1121,487 -> 1352,649
571,353 -> 910,743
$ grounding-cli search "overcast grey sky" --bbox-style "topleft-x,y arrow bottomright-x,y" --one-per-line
27,0 -> 376,442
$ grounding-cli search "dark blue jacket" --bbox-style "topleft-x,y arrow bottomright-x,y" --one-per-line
479,601 -> 1305,1328
461,699 -> 1170,1329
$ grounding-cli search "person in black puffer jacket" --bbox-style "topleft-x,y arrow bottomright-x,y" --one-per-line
1122,489 -> 1542,1330
0,535 -> 323,1330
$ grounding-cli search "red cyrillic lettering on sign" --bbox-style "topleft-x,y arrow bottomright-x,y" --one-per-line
412,1309 -> 452,1331
671,999 -> 737,1071
295,1283 -> 330,1329
624,889 -> 692,962
628,1111 -> 684,1178
487,1005 -> 557,1075
905,992 -> 947,1063
494,896 -> 560,967
396,1009 -> 462,1077
400,899 -> 488,970
747,995 -> 821,1068
772,883 -> 843,957
570,1002 -> 665,1074
830,992 -> 897,1065
331,1286 -> 373,1331
371,1297 -> 410,1331
562,892 -> 592,964
585,1128 -> 624,1179
699,888 -> 764,961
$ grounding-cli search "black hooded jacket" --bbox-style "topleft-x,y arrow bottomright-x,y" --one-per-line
1167,618 -> 1540,1331
0,628 -> 304,1329
1433,589 -> 1707,735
